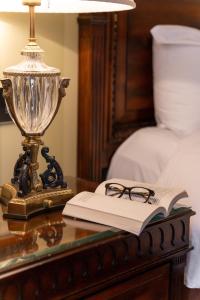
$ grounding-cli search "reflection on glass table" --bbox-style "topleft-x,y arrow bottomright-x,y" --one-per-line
0,209 -> 117,274
0,177 -> 117,276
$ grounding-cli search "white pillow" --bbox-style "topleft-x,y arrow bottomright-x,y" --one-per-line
151,25 -> 200,136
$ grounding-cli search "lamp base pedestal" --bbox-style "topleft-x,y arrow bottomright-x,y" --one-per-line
0,183 -> 73,220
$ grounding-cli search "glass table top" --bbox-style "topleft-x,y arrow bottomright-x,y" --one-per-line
0,207 -> 118,275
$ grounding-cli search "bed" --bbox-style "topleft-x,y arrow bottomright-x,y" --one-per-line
78,0 -> 200,289
108,24 -> 200,288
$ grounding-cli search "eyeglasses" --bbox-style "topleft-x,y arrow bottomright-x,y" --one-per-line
105,183 -> 155,203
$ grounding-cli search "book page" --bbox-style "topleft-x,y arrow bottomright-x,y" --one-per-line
95,178 -> 188,214
151,188 -> 188,213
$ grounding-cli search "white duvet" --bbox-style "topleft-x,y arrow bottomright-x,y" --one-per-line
157,130 -> 200,288
107,127 -> 200,288
107,127 -> 182,182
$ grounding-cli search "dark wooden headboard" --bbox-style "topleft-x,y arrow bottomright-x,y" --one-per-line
77,0 -> 200,182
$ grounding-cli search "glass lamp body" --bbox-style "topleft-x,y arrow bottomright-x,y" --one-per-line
3,50 -> 60,137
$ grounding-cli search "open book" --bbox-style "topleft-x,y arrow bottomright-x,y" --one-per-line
62,178 -> 189,235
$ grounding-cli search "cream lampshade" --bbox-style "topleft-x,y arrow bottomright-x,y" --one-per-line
0,0 -> 136,220
0,0 -> 136,13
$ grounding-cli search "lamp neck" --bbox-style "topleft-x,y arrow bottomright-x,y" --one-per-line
29,5 -> 36,42
22,0 -> 42,43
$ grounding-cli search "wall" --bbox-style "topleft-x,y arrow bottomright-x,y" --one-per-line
0,12 -> 78,184
63,14 -> 78,178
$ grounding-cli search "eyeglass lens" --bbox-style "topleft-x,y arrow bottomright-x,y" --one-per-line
130,187 -> 150,202
105,183 -> 124,197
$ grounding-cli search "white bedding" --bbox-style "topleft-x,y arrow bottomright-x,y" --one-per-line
157,130 -> 200,288
107,126 -> 200,288
107,127 -> 181,183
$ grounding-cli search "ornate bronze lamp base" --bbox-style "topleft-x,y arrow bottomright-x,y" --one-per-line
0,140 -> 73,220
0,184 -> 73,220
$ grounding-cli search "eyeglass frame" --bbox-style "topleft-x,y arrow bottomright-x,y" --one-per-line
105,182 -> 155,203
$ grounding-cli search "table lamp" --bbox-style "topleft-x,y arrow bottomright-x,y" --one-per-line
0,0 -> 135,220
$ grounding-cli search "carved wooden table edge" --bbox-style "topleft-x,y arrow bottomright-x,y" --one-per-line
0,207 -> 194,300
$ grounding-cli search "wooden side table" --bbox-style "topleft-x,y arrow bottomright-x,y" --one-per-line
0,177 -> 194,300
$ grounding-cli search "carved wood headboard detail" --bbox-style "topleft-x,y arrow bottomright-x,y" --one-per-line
77,0 -> 200,182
